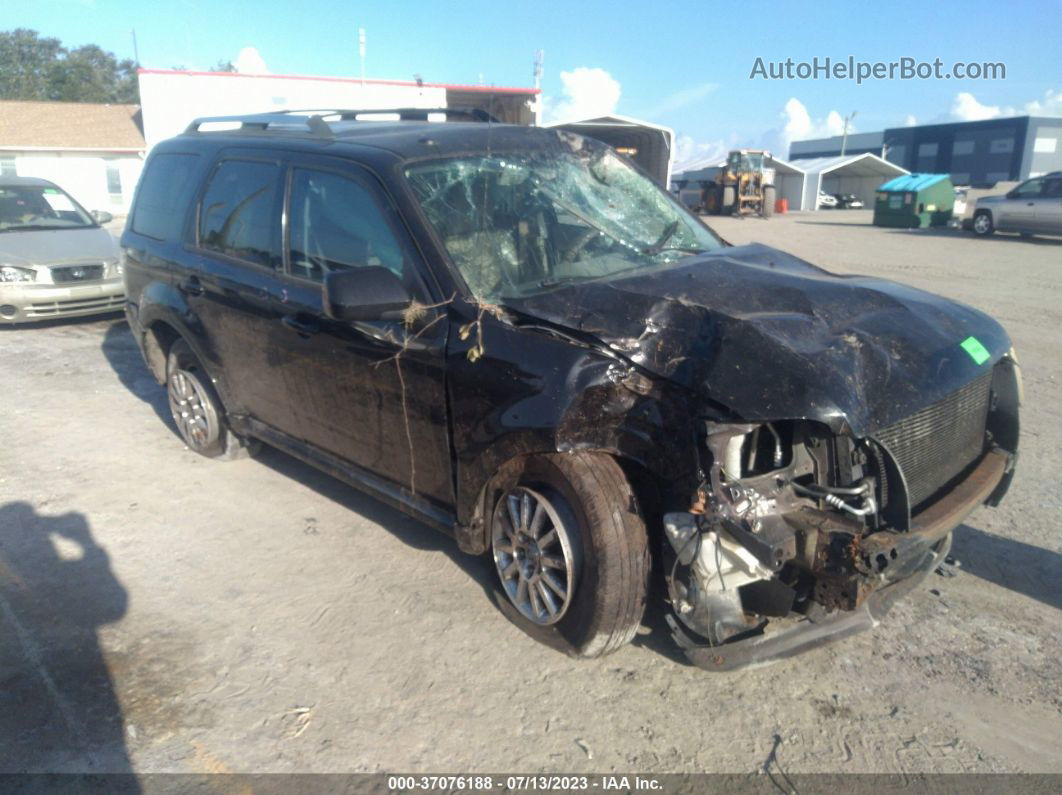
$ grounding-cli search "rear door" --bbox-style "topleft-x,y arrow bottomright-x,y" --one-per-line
185,151 -> 296,430
1037,176 -> 1062,234
266,156 -> 454,507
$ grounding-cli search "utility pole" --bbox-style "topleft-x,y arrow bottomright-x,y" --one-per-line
840,110 -> 857,157
130,28 -> 140,66
358,28 -> 366,87
532,49 -> 544,126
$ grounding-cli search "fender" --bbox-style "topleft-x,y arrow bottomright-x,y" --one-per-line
132,281 -> 236,411
447,315 -> 701,552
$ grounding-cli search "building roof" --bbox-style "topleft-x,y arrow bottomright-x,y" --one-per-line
0,101 -> 145,151
795,152 -> 907,178
136,68 -> 540,96
879,173 -> 951,192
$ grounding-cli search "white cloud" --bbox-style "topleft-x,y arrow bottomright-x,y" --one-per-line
767,98 -> 847,155
545,67 -> 621,122
904,114 -> 918,127
672,134 -> 728,173
1024,88 -> 1062,116
951,92 -> 1005,121
234,46 -> 269,75
947,88 -> 1062,122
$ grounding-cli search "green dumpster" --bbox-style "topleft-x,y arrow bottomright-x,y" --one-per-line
873,173 -> 955,228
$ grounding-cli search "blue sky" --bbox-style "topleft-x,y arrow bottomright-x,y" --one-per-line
11,0 -> 1062,165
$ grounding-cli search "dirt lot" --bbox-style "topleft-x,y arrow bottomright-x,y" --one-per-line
1,211 -> 1060,775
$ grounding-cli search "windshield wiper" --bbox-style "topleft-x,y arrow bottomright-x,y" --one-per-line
642,221 -> 680,255
536,274 -> 599,289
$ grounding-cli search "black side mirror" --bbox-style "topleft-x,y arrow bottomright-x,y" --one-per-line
92,210 -> 114,224
323,266 -> 412,322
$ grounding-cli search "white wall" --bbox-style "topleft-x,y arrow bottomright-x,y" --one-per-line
2,151 -> 144,214
138,71 -> 448,149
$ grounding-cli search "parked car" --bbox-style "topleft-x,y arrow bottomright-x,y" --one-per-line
817,191 -> 838,208
0,176 -> 122,323
122,111 -> 1020,670
972,172 -> 1062,237
832,193 -> 864,209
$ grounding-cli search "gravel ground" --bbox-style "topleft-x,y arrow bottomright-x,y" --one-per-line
1,211 -> 1059,775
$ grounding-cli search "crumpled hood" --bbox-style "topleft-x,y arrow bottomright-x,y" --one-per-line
0,226 -> 118,267
506,243 -> 1010,437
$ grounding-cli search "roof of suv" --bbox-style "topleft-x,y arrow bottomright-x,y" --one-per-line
179,120 -> 565,160
0,175 -> 59,188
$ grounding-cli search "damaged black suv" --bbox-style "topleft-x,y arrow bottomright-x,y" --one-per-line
122,110 -> 1020,670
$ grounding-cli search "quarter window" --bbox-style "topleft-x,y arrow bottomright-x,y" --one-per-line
288,168 -> 404,282
199,159 -> 282,268
131,152 -> 200,241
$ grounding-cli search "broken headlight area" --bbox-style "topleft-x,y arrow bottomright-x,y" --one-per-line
662,419 -> 938,661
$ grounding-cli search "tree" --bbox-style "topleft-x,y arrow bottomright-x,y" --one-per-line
0,28 -> 137,103
45,45 -> 138,103
210,60 -> 236,73
0,28 -> 64,100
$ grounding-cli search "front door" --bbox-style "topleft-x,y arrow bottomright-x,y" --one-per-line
267,158 -> 454,508
997,177 -> 1043,231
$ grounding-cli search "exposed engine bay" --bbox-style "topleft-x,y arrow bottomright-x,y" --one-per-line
661,358 -> 1019,669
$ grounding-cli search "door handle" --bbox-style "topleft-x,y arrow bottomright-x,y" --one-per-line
281,313 -> 320,337
179,275 -> 204,296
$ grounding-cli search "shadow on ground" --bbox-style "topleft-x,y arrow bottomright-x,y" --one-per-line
100,320 -> 173,432
951,524 -> 1062,610
0,503 -> 137,784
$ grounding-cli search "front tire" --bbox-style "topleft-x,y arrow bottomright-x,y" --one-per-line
972,210 -> 994,236
762,186 -> 776,218
490,453 -> 650,658
166,339 -> 257,459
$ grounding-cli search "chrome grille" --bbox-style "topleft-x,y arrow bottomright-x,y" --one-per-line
874,371 -> 992,508
52,264 -> 104,283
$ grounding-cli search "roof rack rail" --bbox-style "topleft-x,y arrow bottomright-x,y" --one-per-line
183,106 -> 500,137
279,107 -> 500,123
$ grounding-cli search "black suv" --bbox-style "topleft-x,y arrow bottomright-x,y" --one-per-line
122,110 -> 1020,670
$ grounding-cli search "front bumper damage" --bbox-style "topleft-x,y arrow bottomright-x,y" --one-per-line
665,447 -> 1012,671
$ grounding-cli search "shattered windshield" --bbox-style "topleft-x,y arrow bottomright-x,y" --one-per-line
0,185 -> 96,231
405,133 -> 722,301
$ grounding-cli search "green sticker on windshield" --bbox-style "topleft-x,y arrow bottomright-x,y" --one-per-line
961,335 -> 991,365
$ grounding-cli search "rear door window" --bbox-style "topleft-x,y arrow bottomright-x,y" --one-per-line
198,159 -> 283,268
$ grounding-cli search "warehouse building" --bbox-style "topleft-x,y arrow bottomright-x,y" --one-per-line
791,115 -> 1062,186
671,151 -> 903,211
543,115 -> 674,186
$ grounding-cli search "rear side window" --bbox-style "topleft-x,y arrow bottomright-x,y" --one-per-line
198,159 -> 282,268
131,152 -> 200,240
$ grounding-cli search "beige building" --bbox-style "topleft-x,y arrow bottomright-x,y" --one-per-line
0,100 -> 146,215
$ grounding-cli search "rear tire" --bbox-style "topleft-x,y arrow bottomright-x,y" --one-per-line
166,339 -> 258,460
972,210 -> 994,236
762,186 -> 776,218
490,453 -> 650,658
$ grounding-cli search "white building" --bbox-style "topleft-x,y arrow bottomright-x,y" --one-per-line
0,100 -> 146,215
136,69 -> 539,150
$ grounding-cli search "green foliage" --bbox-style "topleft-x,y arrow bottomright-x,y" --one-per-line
0,28 -> 138,103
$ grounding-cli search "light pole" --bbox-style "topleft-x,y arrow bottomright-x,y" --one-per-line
840,111 -> 857,157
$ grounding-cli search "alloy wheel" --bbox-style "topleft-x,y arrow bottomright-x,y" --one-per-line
492,486 -> 578,625
168,369 -> 214,449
